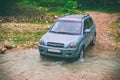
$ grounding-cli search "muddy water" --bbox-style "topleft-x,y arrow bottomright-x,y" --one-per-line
0,47 -> 120,80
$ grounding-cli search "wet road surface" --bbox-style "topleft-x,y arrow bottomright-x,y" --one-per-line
0,47 -> 120,80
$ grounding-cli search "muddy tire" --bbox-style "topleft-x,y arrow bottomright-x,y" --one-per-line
40,53 -> 44,57
77,48 -> 85,61
91,35 -> 96,46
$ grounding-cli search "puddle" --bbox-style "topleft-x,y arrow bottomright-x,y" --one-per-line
0,48 -> 120,80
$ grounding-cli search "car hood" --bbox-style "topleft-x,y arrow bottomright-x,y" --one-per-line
42,32 -> 82,46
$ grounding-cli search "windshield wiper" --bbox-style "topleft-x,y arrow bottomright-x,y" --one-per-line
57,32 -> 68,34
50,31 -> 78,35
50,31 -> 68,34
50,31 -> 58,33
57,32 -> 75,35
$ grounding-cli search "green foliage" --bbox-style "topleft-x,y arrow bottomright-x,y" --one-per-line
22,0 -> 119,13
38,0 -> 67,7
0,0 -> 21,16
0,24 -> 47,46
76,0 -> 120,13
23,0 -> 39,6
76,0 -> 119,8
109,18 -> 120,42
22,0 -> 77,13
0,0 -> 119,23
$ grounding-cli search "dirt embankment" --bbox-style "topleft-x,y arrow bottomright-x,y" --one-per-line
88,11 -> 120,51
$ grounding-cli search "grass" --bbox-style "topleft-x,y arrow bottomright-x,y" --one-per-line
0,23 -> 48,48
77,7 -> 120,14
0,6 -> 86,24
0,5 -> 119,48
4,5 -> 117,24
109,18 -> 120,42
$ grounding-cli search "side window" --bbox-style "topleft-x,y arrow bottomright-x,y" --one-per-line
84,19 -> 89,30
83,18 -> 93,33
88,18 -> 93,27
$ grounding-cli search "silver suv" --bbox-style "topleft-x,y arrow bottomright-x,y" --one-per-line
38,14 -> 96,59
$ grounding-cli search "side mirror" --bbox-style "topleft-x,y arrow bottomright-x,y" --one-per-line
84,29 -> 91,33
47,26 -> 52,31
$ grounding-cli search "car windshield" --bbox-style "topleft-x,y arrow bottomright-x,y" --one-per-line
50,20 -> 82,35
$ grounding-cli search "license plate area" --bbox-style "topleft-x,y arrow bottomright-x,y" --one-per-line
48,49 -> 61,53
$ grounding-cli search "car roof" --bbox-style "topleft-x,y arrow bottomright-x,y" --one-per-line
58,14 -> 89,22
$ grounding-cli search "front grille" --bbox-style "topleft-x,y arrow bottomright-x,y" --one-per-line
47,51 -> 63,55
47,42 -> 64,48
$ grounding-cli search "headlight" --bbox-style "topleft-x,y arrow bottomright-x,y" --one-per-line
67,42 -> 77,48
39,39 -> 45,45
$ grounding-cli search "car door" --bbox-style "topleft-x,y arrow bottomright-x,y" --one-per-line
83,19 -> 91,48
88,18 -> 95,42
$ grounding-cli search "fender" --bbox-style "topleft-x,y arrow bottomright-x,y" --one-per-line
77,35 -> 85,55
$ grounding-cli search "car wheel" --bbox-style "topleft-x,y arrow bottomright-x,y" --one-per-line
78,48 -> 85,61
91,35 -> 96,45
40,53 -> 44,56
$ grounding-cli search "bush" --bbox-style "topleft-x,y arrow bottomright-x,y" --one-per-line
109,18 -> 120,42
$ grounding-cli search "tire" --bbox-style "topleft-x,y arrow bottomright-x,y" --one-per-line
79,48 -> 85,59
76,48 -> 85,61
40,53 -> 44,56
91,35 -> 96,46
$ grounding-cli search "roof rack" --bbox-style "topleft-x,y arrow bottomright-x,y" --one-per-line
82,14 -> 89,19
64,13 -> 71,16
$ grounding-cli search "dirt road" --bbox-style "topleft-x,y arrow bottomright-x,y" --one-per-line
88,11 -> 120,50
0,12 -> 120,80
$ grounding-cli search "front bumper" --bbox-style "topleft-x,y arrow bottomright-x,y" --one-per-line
38,45 -> 79,58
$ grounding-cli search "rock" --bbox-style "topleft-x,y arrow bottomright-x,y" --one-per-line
54,15 -> 58,19
3,40 -> 13,49
0,45 -> 7,53
12,44 -> 17,48
16,46 -> 21,49
0,47 -> 7,53
45,8 -> 48,11
23,44 -> 27,47
46,20 -> 48,23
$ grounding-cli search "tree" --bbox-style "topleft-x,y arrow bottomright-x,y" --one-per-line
0,0 -> 21,16
76,0 -> 120,8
